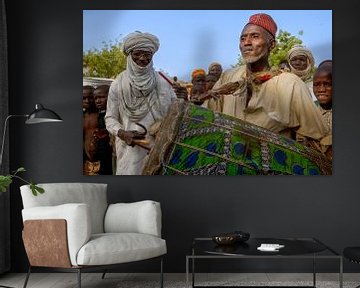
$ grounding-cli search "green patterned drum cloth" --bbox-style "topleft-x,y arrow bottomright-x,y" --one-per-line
143,100 -> 331,175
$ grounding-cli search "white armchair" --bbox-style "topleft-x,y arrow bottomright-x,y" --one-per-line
20,183 -> 166,288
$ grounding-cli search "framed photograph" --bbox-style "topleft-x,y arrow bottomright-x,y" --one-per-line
83,10 -> 332,176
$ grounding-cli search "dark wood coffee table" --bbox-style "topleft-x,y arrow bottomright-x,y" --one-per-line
186,237 -> 342,288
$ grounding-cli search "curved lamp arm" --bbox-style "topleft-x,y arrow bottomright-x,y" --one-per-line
0,104 -> 63,169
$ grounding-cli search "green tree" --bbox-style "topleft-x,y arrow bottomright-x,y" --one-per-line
83,40 -> 127,78
269,30 -> 303,67
235,30 -> 303,68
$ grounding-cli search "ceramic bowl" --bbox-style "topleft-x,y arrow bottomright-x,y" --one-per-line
212,234 -> 238,245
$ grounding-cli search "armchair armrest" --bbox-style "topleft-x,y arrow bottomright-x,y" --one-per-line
22,203 -> 91,266
104,200 -> 162,237
23,219 -> 71,268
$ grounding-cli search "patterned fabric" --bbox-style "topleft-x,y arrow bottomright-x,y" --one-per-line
247,13 -> 277,37
144,101 -> 332,175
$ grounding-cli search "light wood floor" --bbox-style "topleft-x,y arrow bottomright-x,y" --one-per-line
0,273 -> 359,288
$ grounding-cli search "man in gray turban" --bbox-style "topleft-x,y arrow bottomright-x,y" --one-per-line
287,44 -> 316,101
105,31 -> 176,175
122,31 -> 160,56
207,62 -> 223,81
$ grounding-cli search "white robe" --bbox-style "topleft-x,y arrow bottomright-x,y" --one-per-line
105,72 -> 176,175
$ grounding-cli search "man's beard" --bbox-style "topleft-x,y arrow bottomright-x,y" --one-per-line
242,49 -> 268,64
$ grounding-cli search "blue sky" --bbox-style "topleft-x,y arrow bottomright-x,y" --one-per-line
83,10 -> 332,81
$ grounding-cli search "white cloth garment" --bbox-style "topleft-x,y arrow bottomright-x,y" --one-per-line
105,68 -> 176,175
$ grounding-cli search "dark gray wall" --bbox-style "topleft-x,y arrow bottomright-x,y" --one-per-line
5,0 -> 360,273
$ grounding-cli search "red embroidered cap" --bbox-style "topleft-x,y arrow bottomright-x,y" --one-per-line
247,13 -> 277,37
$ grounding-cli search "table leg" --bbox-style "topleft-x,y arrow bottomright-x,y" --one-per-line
312,254 -> 316,287
339,256 -> 343,288
186,257 -> 189,288
192,257 -> 195,288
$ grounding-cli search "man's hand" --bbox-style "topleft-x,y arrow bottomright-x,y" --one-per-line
189,82 -> 241,104
213,82 -> 241,95
190,91 -> 218,103
118,129 -> 146,146
172,82 -> 188,100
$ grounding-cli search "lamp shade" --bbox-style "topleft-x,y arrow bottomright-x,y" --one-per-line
25,104 -> 63,124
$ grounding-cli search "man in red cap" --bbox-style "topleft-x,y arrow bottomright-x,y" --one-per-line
202,13 -> 330,153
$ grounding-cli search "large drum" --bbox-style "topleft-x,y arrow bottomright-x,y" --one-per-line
142,100 -> 332,175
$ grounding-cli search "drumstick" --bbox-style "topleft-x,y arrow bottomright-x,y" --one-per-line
159,71 -> 189,101
159,71 -> 174,86
133,139 -> 151,152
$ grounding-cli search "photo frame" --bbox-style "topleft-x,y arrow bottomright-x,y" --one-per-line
83,10 -> 332,176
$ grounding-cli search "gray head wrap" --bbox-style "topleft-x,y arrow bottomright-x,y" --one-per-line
208,62 -> 222,71
122,31 -> 160,56
287,44 -> 315,82
116,31 -> 162,123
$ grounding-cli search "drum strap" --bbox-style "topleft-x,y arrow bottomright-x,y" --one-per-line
145,96 -> 158,122
143,82 -> 164,123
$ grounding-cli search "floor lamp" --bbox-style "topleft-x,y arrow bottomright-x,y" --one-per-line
0,103 -> 62,288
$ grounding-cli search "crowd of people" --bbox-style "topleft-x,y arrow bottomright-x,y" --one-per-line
83,13 -> 332,175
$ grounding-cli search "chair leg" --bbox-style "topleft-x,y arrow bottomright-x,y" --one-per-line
160,257 -> 164,288
23,266 -> 31,288
77,268 -> 81,288
101,270 -> 107,279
